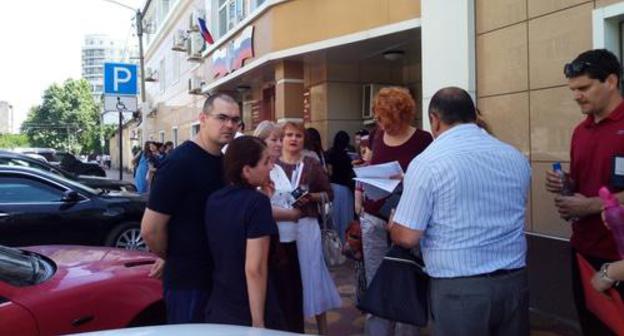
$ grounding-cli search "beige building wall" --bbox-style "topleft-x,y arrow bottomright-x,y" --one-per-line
475,0 -> 617,238
303,54 -> 420,149
141,0 -> 207,145
139,0 -> 421,148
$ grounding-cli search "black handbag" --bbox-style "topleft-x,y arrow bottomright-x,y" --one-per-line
357,245 -> 429,326
378,183 -> 403,221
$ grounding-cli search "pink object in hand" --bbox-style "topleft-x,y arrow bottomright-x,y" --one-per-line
599,186 -> 624,258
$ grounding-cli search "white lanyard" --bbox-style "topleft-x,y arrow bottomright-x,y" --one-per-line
290,161 -> 304,189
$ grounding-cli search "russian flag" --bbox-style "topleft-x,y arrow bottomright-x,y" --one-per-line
197,17 -> 214,45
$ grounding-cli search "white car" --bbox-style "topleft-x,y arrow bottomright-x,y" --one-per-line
73,324 -> 303,336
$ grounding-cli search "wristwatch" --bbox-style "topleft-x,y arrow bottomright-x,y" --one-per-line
599,263 -> 616,286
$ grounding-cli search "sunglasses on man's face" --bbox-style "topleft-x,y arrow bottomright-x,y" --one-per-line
563,61 -> 593,78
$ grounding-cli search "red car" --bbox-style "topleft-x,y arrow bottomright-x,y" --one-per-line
0,245 -> 164,335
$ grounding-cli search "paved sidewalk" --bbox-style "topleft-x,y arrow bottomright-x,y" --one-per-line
306,260 -> 578,336
105,168 -> 134,183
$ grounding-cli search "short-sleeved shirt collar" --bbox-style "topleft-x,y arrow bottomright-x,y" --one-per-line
582,100 -> 624,128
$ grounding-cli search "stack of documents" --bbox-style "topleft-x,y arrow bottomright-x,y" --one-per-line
353,161 -> 403,201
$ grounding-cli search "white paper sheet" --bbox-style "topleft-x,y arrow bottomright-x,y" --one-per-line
353,161 -> 403,179
353,161 -> 403,200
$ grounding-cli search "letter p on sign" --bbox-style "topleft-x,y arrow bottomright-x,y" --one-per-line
104,63 -> 138,96
114,67 -> 131,91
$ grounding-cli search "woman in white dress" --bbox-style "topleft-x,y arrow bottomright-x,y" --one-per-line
275,121 -> 342,335
254,121 -> 305,333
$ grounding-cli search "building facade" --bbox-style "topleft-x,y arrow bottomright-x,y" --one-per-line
112,0 -> 624,329
0,101 -> 13,134
81,34 -> 130,101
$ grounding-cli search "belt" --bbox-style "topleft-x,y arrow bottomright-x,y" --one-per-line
464,267 -> 524,279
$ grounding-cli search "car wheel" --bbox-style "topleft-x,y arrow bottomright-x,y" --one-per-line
105,222 -> 147,251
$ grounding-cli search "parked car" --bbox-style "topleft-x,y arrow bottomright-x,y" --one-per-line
13,148 -> 107,177
56,151 -> 107,177
0,150 -> 136,192
12,147 -> 58,164
0,244 -> 164,335
0,166 -> 147,250
23,153 -> 49,162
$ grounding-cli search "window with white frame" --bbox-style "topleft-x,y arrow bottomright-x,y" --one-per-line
593,3 -> 624,90
172,52 -> 181,84
214,0 -> 263,38
159,57 -> 167,92
191,122 -> 200,137
172,127 -> 179,147
160,0 -> 171,23
159,130 -> 165,143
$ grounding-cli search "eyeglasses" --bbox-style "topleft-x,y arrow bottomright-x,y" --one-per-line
209,113 -> 242,126
563,61 -> 593,78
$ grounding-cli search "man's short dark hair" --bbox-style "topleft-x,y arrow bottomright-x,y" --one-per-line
428,87 -> 477,125
564,49 -> 622,87
202,92 -> 237,114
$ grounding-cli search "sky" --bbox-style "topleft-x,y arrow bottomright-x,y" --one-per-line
0,0 -> 143,132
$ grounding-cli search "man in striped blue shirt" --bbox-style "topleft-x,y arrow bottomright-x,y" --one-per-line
390,87 -> 531,336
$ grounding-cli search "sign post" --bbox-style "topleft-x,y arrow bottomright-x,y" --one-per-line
104,62 -> 138,181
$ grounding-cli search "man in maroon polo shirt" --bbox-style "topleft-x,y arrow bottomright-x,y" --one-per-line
546,49 -> 624,335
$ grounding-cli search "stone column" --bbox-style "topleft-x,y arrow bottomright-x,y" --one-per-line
421,0 -> 476,131
275,60 -> 304,122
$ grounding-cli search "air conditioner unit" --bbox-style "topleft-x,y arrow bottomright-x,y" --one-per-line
140,101 -> 157,118
172,29 -> 188,52
148,102 -> 164,118
186,33 -> 204,62
188,77 -> 205,95
144,67 -> 158,82
362,84 -> 386,119
189,9 -> 206,32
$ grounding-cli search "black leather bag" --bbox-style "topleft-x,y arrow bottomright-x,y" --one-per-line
378,184 -> 402,221
357,245 -> 429,326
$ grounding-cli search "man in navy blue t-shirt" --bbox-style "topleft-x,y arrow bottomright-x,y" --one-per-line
140,93 -> 242,324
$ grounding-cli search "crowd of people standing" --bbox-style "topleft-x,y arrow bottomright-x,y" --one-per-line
137,47 -> 624,336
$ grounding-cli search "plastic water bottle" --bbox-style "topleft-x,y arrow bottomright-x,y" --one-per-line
552,162 -> 574,196
553,162 -> 577,222
599,186 -> 624,258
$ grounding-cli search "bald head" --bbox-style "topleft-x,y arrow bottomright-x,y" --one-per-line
428,87 -> 477,126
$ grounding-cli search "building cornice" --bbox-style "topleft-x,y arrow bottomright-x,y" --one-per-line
201,0 -> 291,59
202,17 -> 422,94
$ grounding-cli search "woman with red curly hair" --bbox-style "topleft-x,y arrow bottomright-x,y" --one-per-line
359,87 -> 433,335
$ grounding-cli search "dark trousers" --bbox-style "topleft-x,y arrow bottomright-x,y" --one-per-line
570,248 -> 624,336
164,288 -> 210,324
273,242 -> 304,333
430,268 -> 529,336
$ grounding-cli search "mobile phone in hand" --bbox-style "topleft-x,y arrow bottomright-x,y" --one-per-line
291,186 -> 309,205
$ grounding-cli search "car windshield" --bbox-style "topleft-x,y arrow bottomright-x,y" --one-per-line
0,246 -> 54,286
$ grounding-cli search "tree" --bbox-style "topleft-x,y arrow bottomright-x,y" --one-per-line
0,134 -> 29,149
22,79 -> 104,154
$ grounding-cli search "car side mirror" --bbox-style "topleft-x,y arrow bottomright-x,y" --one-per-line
61,190 -> 80,203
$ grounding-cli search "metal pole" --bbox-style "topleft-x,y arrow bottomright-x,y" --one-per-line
100,112 -> 105,156
136,9 -> 147,141
117,98 -> 124,181
136,10 -> 146,104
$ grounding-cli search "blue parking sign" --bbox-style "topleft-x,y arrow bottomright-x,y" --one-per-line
104,63 -> 138,96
